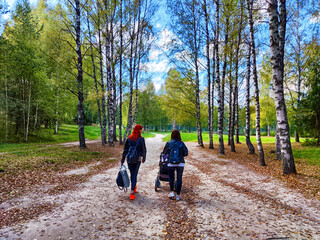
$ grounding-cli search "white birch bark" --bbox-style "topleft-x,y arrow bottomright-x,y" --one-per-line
268,0 -> 296,174
34,101 -> 38,131
215,0 -> 224,154
25,81 -> 31,142
5,75 -> 8,141
247,0 -> 266,166
119,0 -> 124,145
54,87 -> 59,134
204,0 -> 213,149
97,8 -> 107,146
245,43 -> 255,154
74,0 -> 86,148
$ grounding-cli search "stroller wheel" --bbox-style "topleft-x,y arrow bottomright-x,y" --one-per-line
155,177 -> 161,192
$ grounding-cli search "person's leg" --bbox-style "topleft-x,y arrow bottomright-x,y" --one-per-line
168,167 -> 175,192
175,167 -> 184,196
128,162 -> 141,191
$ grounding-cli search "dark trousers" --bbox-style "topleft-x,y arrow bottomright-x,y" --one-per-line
168,166 -> 184,195
127,162 -> 141,191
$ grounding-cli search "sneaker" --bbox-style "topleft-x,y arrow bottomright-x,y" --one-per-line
168,191 -> 175,199
130,194 -> 136,200
176,195 -> 181,201
134,186 -> 137,193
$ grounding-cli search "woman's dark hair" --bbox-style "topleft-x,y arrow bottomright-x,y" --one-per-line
171,130 -> 181,141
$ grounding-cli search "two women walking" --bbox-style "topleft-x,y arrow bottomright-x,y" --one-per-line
121,125 -> 188,201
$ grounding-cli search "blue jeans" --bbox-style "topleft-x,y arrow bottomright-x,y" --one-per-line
168,166 -> 184,195
127,162 -> 141,191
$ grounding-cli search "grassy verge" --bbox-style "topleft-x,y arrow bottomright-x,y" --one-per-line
161,132 -> 319,166
162,132 -> 301,144
0,124 -> 156,153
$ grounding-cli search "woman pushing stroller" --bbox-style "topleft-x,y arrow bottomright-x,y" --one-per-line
162,130 -> 188,201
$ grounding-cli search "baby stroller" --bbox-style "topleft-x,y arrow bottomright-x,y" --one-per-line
154,153 -> 170,191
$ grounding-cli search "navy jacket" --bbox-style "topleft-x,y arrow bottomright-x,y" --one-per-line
121,137 -> 147,164
162,138 -> 188,163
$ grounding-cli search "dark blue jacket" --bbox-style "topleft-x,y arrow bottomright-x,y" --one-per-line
162,138 -> 188,163
121,137 -> 146,164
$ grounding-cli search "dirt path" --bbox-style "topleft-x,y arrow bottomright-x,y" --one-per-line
1,134 -> 320,239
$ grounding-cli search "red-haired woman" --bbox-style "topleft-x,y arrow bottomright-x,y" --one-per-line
121,124 -> 147,200
162,130 -> 188,201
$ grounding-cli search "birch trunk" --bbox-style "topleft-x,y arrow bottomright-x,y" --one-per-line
97,11 -> 107,146
119,0 -> 124,145
105,8 -> 114,147
54,86 -> 59,134
235,0 -> 244,144
317,113 -> 320,146
25,81 -> 31,142
229,62 -> 235,152
294,0 -> 302,143
245,43 -> 255,154
5,76 -> 8,141
34,101 -> 38,131
22,78 -> 26,137
211,34 -> 216,148
88,16 -> 103,144
268,0 -> 296,174
231,79 -> 236,152
275,124 -> 281,160
247,0 -> 266,166
215,0 -> 224,154
192,1 -> 203,147
75,0 -> 86,148
124,13 -> 136,138
133,0 -> 142,126
204,0 -> 213,149
228,63 -> 232,146
111,8 -> 117,143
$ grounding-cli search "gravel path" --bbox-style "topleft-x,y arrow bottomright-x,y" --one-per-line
1,134 -> 320,239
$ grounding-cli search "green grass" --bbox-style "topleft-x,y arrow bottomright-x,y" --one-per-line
142,132 -> 156,138
0,145 -> 104,171
161,132 -> 300,144
0,124 -> 156,153
161,132 -> 319,166
0,124 -> 101,153
293,147 -> 320,166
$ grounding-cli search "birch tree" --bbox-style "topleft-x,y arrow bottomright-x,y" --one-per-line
167,0 -> 204,147
267,0 -> 296,174
215,0 -> 224,154
246,0 -> 265,166
245,41 -> 255,154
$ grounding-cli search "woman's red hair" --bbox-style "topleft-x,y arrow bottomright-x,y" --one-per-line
171,130 -> 181,141
129,124 -> 143,142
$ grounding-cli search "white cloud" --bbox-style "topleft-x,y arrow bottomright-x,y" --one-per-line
156,23 -> 162,28
149,49 -> 162,60
310,14 -> 320,23
146,59 -> 170,73
152,76 -> 165,92
154,83 -> 162,91
157,28 -> 181,52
